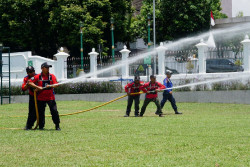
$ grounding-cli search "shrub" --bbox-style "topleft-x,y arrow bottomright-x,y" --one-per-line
193,84 -> 210,91
1,86 -> 28,95
175,79 -> 191,92
1,82 -> 122,96
234,59 -> 243,66
2,80 -> 250,96
54,82 -> 122,94
212,82 -> 228,91
211,81 -> 250,91
186,61 -> 194,73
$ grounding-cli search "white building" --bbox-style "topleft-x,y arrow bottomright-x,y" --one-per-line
221,0 -> 250,18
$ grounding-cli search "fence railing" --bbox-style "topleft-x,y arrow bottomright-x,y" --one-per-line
67,54 -> 123,78
206,46 -> 243,62
66,57 -> 90,78
165,49 -> 198,74
66,44 -> 246,78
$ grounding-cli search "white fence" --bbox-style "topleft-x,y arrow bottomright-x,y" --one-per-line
2,35 -> 250,86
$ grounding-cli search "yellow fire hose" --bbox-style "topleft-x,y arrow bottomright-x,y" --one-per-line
0,91 -> 40,130
0,92 -> 144,130
33,91 -> 39,130
46,92 -> 143,117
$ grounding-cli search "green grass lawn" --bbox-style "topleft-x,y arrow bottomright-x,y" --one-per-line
0,100 -> 249,167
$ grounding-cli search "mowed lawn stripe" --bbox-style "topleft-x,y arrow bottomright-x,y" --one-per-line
0,101 -> 249,166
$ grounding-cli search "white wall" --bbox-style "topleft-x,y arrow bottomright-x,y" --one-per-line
2,51 -> 68,86
221,0 -> 232,17
3,52 -> 31,80
2,51 -> 56,79
28,55 -> 56,75
232,0 -> 250,17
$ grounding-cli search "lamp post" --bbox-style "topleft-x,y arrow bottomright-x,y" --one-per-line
147,14 -> 151,49
98,44 -> 102,65
79,21 -> 84,70
110,17 -> 115,63
143,14 -> 152,80
153,0 -> 156,74
0,43 -> 3,83
0,43 -> 3,105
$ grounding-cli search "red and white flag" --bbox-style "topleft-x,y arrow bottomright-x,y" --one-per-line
211,11 -> 215,26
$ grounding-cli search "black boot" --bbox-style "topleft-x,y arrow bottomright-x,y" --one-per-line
134,111 -> 139,117
139,112 -> 143,117
24,126 -> 31,130
175,111 -> 182,114
124,111 -> 130,117
55,125 -> 61,131
124,112 -> 129,117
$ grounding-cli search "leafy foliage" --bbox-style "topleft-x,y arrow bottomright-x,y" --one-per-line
212,81 -> 250,91
175,79 -> 192,91
0,0 -> 228,59
135,0 -> 227,44
54,82 -> 122,94
186,61 -> 194,73
0,0 -> 133,58
2,82 -> 122,95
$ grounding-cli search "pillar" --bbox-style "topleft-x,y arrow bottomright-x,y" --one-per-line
54,47 -> 70,80
195,39 -> 208,73
88,48 -> 99,78
241,35 -> 250,72
119,45 -> 131,78
156,42 -> 167,75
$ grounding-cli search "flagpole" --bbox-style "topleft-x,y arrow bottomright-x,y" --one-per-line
210,10 -> 211,30
209,10 -> 217,48
153,0 -> 156,75
210,0 -> 212,30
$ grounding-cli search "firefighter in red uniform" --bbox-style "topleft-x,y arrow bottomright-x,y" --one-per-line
124,76 -> 144,117
140,75 -> 166,117
22,66 -> 36,130
28,62 -> 61,130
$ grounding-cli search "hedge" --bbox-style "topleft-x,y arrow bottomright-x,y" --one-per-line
1,82 -> 123,95
1,80 -> 250,96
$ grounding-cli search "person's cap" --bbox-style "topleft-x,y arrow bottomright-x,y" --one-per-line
134,76 -> 140,81
150,75 -> 156,79
41,62 -> 52,68
26,66 -> 35,73
165,70 -> 173,75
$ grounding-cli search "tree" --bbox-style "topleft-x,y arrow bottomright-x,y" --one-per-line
0,0 -> 54,56
135,0 -> 227,45
104,0 -> 135,51
47,0 -> 111,57
116,2 -> 137,49
0,0 -> 134,58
